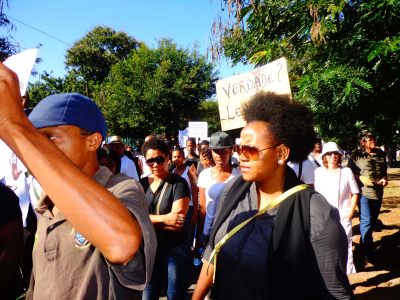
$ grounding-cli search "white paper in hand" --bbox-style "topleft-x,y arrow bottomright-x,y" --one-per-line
4,48 -> 38,96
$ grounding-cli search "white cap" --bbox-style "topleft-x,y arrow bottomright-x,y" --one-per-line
321,141 -> 342,157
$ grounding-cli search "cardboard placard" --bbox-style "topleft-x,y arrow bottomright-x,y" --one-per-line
216,57 -> 291,131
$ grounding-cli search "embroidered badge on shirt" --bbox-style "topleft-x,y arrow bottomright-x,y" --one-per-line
71,228 -> 91,248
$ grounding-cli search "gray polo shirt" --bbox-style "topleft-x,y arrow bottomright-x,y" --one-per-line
26,167 -> 156,300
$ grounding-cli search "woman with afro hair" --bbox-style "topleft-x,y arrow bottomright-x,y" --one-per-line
193,92 -> 353,300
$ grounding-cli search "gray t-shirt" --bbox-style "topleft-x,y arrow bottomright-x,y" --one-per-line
27,167 -> 156,300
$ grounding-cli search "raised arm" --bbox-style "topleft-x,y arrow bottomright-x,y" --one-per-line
0,63 -> 142,265
310,194 -> 354,299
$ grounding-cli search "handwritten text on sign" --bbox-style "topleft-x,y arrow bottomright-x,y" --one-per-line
188,121 -> 208,140
216,57 -> 291,131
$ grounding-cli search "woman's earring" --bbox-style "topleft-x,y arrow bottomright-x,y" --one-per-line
278,159 -> 284,166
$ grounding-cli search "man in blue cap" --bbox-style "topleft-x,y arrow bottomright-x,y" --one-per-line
0,63 -> 156,299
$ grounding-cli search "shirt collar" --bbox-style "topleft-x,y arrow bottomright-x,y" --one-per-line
35,166 -> 113,218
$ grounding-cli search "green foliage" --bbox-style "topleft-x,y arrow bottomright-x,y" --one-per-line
96,39 -> 216,140
295,65 -> 372,147
28,72 -> 64,107
28,71 -> 87,107
65,26 -> 140,96
198,98 -> 221,133
217,0 -> 400,148
0,1 -> 17,60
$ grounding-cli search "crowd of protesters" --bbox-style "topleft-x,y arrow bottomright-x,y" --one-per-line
0,62 -> 390,300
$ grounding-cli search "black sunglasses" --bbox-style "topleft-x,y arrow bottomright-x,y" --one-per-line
146,156 -> 166,166
325,151 -> 340,156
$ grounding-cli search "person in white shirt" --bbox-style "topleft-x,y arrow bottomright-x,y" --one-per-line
314,142 -> 359,274
0,141 -> 37,226
197,132 -> 241,245
108,135 -> 140,181
287,159 -> 315,187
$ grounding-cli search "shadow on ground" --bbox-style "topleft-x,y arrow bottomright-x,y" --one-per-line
350,169 -> 400,299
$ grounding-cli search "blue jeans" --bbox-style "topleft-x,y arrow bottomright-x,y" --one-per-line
359,196 -> 382,260
143,242 -> 191,300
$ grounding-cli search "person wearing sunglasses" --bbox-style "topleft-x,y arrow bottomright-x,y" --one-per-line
193,92 -> 353,300
140,138 -> 191,300
347,130 -> 388,265
314,142 -> 359,274
197,131 -> 241,247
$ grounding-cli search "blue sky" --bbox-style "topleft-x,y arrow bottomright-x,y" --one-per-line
4,0 -> 254,82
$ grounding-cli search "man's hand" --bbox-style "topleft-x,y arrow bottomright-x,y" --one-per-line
188,164 -> 198,183
377,178 -> 388,187
0,63 -> 26,133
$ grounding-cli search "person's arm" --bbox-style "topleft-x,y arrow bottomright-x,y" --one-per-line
310,194 -> 354,300
313,167 -> 321,192
150,197 -> 189,231
192,261 -> 214,300
188,164 -> 199,226
0,64 -> 142,265
377,177 -> 388,187
344,193 -> 359,220
344,168 -> 360,220
197,187 -> 207,241
188,163 -> 199,184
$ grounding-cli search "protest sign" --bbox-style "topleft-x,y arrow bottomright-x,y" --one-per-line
178,128 -> 189,148
216,57 -> 291,131
188,122 -> 208,141
4,48 -> 38,96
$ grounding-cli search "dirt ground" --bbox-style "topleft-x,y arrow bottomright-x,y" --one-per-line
348,168 -> 400,299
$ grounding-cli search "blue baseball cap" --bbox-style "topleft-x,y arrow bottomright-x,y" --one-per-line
29,93 -> 108,139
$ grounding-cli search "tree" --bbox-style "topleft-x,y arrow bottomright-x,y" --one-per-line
28,71 -> 87,107
215,0 -> 400,149
65,26 -> 140,96
28,72 -> 64,107
0,0 -> 17,60
96,38 -> 216,139
198,98 -> 221,134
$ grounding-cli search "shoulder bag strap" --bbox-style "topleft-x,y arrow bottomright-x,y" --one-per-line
156,174 -> 171,215
298,162 -> 303,180
313,158 -> 321,167
208,183 -> 308,283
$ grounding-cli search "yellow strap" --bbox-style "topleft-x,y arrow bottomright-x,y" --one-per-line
208,184 -> 308,283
